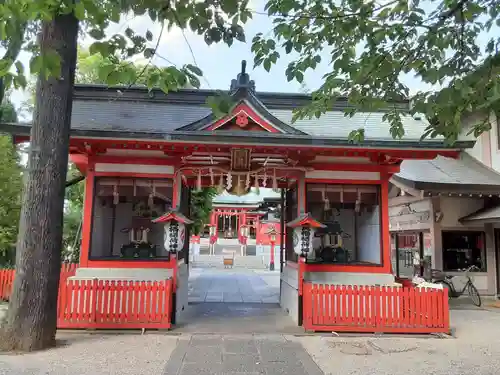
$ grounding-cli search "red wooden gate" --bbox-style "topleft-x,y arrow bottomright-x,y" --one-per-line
302,283 -> 450,334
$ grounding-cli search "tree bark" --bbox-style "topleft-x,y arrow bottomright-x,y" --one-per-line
0,13 -> 78,352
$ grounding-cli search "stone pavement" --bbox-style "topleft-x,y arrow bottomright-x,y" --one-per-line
163,335 -> 324,375
188,268 -> 280,303
175,303 -> 303,334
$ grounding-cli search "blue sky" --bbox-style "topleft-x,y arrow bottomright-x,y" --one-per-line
5,0 -> 495,118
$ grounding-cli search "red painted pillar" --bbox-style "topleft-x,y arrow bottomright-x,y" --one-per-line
79,163 -> 95,268
380,172 -> 391,273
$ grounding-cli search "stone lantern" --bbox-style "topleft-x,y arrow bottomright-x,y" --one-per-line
265,225 -> 279,270
286,213 -> 325,259
152,210 -> 193,254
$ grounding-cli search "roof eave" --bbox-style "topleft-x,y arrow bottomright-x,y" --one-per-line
0,123 -> 474,150
392,174 -> 500,194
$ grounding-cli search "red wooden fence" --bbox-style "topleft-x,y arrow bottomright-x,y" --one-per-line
1,264 -> 173,330
0,268 -> 14,301
303,283 -> 450,334
57,279 -> 173,329
0,263 -> 78,301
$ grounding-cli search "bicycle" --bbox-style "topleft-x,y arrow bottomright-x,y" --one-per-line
431,265 -> 482,307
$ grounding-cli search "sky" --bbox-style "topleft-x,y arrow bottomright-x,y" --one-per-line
4,0 -> 495,118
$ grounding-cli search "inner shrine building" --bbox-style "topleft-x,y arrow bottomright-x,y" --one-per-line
2,61 -> 473,325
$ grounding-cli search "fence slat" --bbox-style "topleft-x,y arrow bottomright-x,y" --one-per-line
302,283 -> 450,334
1,265 -> 173,330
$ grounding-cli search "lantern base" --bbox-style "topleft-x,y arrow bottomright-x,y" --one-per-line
269,262 -> 275,271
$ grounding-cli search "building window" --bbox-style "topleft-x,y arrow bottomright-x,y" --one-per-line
442,231 -> 486,272
306,183 -> 381,265
90,177 -> 173,259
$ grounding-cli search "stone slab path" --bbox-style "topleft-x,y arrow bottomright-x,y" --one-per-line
188,268 -> 280,304
163,335 -> 324,375
175,303 -> 304,334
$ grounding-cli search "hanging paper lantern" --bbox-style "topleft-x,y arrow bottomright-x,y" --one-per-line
152,210 -> 193,253
286,213 -> 325,257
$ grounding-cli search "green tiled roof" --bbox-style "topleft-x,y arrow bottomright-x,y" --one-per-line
212,188 -> 280,206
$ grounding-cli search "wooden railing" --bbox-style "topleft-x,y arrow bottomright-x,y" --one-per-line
303,283 -> 450,334
0,263 -> 78,301
1,264 -> 173,330
57,279 -> 173,329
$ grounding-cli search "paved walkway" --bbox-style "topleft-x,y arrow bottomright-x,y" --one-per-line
175,303 -> 303,334
188,268 -> 280,303
163,335 -> 324,375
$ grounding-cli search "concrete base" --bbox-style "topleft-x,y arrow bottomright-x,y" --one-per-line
176,263 -> 189,322
304,271 -> 396,286
71,267 -> 174,281
280,266 -> 299,325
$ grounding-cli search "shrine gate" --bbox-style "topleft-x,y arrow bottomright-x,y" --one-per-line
1,61 -> 460,333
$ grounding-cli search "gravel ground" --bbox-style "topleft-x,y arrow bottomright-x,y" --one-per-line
294,308 -> 500,375
0,333 -> 179,375
0,309 -> 499,374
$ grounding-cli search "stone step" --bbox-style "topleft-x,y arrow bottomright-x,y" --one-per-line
191,254 -> 269,269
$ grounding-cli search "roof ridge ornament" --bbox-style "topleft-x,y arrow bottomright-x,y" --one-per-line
230,60 -> 256,93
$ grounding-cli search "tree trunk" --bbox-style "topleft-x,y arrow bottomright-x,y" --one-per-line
0,13 -> 78,352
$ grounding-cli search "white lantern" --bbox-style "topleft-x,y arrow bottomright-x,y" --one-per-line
152,210 -> 193,253
287,213 -> 325,257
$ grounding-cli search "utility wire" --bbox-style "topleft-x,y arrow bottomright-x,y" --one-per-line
171,9 -> 212,89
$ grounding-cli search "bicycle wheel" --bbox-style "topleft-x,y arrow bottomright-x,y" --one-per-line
468,283 -> 481,307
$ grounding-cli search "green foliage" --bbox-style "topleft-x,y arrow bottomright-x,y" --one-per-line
75,48 -> 195,88
0,0 -> 252,95
190,187 -> 217,235
62,164 -> 84,263
0,101 -> 21,267
252,0 -> 500,143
